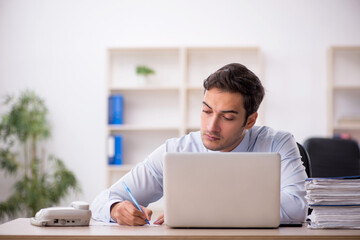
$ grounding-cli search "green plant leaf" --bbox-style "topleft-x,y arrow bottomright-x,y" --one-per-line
136,65 -> 155,76
0,148 -> 18,174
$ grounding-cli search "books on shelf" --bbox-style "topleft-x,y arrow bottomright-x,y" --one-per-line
305,176 -> 360,229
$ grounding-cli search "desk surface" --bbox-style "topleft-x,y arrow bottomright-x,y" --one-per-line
0,218 -> 360,240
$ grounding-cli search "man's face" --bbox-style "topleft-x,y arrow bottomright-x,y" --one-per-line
200,88 -> 257,152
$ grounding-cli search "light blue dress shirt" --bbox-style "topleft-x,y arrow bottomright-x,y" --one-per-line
91,126 -> 308,224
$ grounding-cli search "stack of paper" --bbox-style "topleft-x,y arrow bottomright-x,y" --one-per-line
305,176 -> 360,229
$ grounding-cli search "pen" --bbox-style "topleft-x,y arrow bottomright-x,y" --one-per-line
122,181 -> 150,225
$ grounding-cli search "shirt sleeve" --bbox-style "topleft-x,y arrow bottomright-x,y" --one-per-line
90,144 -> 166,222
274,133 -> 308,223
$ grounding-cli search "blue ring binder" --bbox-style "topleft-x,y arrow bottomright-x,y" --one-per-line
108,94 -> 124,125
108,135 -> 123,165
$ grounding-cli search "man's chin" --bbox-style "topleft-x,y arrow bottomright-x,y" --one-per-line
202,139 -> 222,151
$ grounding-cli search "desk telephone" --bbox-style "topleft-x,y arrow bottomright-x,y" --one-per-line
30,201 -> 91,227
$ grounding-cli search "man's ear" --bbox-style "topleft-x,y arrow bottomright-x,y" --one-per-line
245,112 -> 258,130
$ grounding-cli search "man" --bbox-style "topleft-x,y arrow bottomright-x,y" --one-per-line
91,63 -> 308,226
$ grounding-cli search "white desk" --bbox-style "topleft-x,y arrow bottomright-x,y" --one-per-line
0,218 -> 360,240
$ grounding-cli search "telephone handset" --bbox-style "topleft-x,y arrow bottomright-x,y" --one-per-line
30,201 -> 91,227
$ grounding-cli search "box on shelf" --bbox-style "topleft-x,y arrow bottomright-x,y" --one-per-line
333,132 -> 352,140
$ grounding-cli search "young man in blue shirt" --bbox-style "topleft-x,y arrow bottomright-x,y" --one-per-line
91,63 -> 308,226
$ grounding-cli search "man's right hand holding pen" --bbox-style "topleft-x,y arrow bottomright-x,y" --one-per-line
110,201 -> 164,226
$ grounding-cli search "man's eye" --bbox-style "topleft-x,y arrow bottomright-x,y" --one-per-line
224,116 -> 234,121
202,110 -> 211,114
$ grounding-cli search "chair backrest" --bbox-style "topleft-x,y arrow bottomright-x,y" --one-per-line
297,142 -> 312,178
297,142 -> 313,216
303,138 -> 360,178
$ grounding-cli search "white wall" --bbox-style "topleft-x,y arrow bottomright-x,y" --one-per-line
1,0 -> 360,215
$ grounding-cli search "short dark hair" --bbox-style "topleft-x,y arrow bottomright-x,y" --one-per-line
203,63 -> 265,120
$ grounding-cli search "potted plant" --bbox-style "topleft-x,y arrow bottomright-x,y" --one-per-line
136,65 -> 155,85
0,90 -> 80,221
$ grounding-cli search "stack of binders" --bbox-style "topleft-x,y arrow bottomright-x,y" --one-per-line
305,176 -> 360,229
108,94 -> 124,165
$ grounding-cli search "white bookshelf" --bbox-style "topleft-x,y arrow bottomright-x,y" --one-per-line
106,47 -> 262,186
328,46 -> 360,142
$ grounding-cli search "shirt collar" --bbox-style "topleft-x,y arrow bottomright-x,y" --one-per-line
231,129 -> 250,152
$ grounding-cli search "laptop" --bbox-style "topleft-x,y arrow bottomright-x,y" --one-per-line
163,152 -> 281,228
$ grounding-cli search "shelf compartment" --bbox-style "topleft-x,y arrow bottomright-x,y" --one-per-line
116,130 -> 178,166
108,48 -> 181,88
333,89 -> 360,128
186,47 -> 260,87
113,90 -> 181,127
332,47 -> 360,87
186,88 -> 203,129
333,129 -> 360,143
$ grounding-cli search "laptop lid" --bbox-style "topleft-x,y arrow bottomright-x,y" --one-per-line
163,152 -> 281,228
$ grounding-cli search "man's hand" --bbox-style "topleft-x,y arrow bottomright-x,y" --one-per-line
153,212 -> 164,225
110,201 -> 152,226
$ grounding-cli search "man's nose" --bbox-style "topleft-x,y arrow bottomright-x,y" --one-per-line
208,115 -> 220,133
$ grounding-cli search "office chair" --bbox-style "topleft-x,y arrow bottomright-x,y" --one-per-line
303,138 -> 360,178
297,142 -> 312,178
296,142 -> 313,217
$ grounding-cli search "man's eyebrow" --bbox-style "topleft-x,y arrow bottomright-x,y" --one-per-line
202,101 -> 239,114
202,101 -> 212,109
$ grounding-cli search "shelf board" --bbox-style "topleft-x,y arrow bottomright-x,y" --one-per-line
108,164 -> 134,172
334,124 -> 360,130
109,124 -> 179,131
108,47 -> 179,52
110,86 -> 180,92
331,46 -> 360,51
187,46 -> 260,52
333,85 -> 360,90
